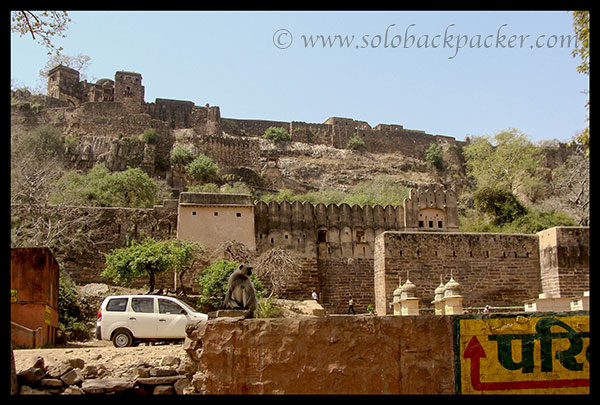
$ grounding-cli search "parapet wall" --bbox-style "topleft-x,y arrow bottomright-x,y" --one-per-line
185,315 -> 456,394
374,231 -> 543,314
184,313 -> 589,394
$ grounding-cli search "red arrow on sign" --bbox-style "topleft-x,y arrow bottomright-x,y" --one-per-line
463,336 -> 589,391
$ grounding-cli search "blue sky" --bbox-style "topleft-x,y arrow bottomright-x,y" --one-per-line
11,11 -> 588,143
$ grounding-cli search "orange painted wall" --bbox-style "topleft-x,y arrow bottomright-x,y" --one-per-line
11,247 -> 59,348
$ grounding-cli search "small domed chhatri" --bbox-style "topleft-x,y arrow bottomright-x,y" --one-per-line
443,271 -> 464,315
432,274 -> 446,315
392,271 -> 420,316
444,274 -> 462,298
400,272 -> 417,300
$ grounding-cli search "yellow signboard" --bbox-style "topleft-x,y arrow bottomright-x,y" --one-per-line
10,289 -> 17,302
455,314 -> 589,394
44,305 -> 52,325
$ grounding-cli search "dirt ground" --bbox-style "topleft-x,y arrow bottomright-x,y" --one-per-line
13,340 -> 188,379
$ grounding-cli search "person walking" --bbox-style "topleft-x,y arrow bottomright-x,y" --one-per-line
347,297 -> 356,315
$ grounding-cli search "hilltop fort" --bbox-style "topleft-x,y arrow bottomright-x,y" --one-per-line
10,66 -> 587,315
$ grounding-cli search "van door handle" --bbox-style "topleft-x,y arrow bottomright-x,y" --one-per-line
129,317 -> 136,320
159,319 -> 166,322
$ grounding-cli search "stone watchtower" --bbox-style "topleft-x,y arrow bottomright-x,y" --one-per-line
114,71 -> 145,111
46,65 -> 83,106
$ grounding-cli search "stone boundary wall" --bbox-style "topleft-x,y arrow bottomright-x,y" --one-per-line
11,202 -> 179,287
221,118 -> 289,137
316,258 -> 375,314
184,315 -> 456,394
374,231 -> 542,314
184,313 -> 589,394
198,135 -> 260,168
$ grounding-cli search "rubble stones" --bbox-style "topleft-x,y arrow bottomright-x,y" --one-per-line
14,351 -> 191,395
81,378 -> 135,394
60,368 -> 83,386
17,367 -> 45,385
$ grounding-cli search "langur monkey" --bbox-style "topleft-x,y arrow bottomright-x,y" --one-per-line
223,264 -> 258,318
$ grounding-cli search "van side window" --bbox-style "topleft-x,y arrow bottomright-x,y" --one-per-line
159,299 -> 186,315
106,297 -> 128,312
132,297 -> 154,313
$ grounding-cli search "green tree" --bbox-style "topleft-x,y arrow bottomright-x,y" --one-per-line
346,134 -> 366,151
108,167 -> 159,208
463,128 -> 543,194
424,143 -> 444,170
19,125 -> 65,159
53,163 -> 159,208
168,240 -> 205,296
185,154 -> 219,183
170,145 -> 195,166
58,269 -> 93,341
473,186 -> 527,226
103,238 -> 200,293
263,126 -> 291,143
502,209 -> 577,234
572,11 -> 589,76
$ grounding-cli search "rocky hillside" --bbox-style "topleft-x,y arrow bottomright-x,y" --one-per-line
10,90 -> 469,197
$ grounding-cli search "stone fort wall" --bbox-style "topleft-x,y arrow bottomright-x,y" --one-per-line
18,196 -> 589,314
374,231 -> 543,315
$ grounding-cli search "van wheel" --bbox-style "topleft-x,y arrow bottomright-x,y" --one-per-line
112,330 -> 133,347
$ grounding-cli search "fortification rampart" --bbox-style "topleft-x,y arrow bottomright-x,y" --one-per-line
254,200 -> 405,258
38,65 -> 471,164
199,135 -> 260,168
375,231 -> 544,314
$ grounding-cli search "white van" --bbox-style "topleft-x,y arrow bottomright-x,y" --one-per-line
96,295 -> 208,347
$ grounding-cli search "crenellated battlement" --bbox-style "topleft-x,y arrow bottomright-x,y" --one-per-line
253,185 -> 455,259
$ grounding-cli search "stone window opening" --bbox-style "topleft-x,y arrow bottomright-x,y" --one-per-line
317,229 -> 327,243
214,212 -> 218,216
356,230 -> 366,243
192,211 -> 196,215
236,212 -> 241,217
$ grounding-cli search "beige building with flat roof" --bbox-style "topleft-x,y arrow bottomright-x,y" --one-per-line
176,193 -> 256,250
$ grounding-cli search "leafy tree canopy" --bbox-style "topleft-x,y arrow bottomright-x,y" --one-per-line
103,238 -> 200,292
463,128 -> 542,194
53,163 -> 159,208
